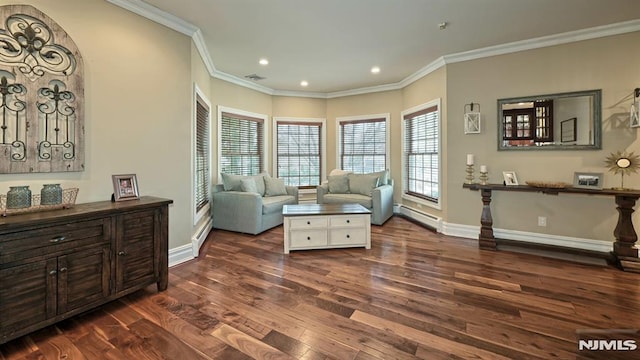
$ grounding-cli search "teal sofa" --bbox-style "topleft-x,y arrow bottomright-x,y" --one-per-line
317,170 -> 394,225
212,173 -> 298,235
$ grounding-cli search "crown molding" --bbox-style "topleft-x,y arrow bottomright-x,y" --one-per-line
107,1 -> 640,99
192,29 -> 216,74
106,0 -> 197,36
211,70 -> 275,95
444,19 -> 640,65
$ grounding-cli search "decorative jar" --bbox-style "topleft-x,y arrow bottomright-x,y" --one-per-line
41,184 -> 63,205
6,186 -> 32,209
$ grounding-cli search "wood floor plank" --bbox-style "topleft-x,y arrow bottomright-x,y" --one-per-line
211,324 -> 296,360
3,216 -> 639,360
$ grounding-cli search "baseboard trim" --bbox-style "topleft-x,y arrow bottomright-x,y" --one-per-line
397,207 -> 612,254
169,244 -> 193,267
395,205 -> 442,232
192,217 -> 213,257
168,217 -> 213,268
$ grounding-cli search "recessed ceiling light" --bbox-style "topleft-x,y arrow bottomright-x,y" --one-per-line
259,58 -> 269,65
300,80 -> 308,87
371,66 -> 381,74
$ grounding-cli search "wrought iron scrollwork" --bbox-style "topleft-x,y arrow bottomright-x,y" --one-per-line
0,13 -> 76,81
37,79 -> 75,161
0,71 -> 27,161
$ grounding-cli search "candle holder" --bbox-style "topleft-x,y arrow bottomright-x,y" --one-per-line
479,171 -> 488,185
465,164 -> 475,184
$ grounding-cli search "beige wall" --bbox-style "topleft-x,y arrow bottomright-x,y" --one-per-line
446,32 -> 640,241
0,0 -> 194,250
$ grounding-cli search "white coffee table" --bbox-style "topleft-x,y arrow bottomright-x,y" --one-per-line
282,203 -> 371,254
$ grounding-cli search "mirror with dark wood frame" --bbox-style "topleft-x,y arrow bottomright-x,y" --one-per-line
497,89 -> 602,151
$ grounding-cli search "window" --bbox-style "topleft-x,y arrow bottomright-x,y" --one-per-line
274,118 -> 324,188
194,88 -> 210,223
219,109 -> 265,176
338,115 -> 388,173
402,100 -> 440,206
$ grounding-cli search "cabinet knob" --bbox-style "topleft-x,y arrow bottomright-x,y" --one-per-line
59,267 -> 67,273
49,236 -> 66,243
307,236 -> 311,240
346,220 -> 350,223
307,221 -> 311,225
49,270 -> 57,276
118,251 -> 127,256
346,234 -> 350,238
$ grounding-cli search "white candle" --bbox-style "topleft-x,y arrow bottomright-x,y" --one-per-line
480,165 -> 487,173
466,154 -> 474,165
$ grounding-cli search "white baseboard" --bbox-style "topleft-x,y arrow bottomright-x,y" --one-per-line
169,244 -> 193,267
168,217 -> 213,268
397,206 -> 612,254
395,204 -> 442,232
192,217 -> 213,257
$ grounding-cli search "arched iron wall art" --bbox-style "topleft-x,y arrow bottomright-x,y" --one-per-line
0,5 -> 84,173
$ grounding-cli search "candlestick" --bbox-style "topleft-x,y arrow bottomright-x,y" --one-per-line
479,170 -> 488,185
466,154 -> 475,165
465,164 -> 475,184
480,165 -> 487,173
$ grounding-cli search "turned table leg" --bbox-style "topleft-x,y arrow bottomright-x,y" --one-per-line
613,195 -> 639,259
479,188 -> 497,250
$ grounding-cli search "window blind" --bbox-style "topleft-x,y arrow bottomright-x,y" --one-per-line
404,105 -> 439,202
276,121 -> 322,188
195,95 -> 210,213
340,118 -> 386,173
220,112 -> 264,175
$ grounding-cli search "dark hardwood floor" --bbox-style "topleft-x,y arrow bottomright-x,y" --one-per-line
2,216 -> 639,359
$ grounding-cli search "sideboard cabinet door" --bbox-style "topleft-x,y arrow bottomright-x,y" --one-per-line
115,209 -> 160,293
57,245 -> 111,314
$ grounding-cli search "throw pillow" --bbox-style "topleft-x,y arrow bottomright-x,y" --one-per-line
264,177 -> 288,196
240,178 -> 259,194
348,173 -> 379,196
220,172 -> 243,191
371,169 -> 389,185
328,174 -> 349,193
329,168 -> 353,176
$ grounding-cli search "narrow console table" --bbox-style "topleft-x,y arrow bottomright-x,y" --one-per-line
463,183 -> 640,272
0,196 -> 173,344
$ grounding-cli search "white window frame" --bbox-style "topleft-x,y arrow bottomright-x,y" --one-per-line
193,84 -> 211,225
217,105 -> 269,182
272,117 -> 326,190
401,98 -> 442,210
336,113 -> 390,173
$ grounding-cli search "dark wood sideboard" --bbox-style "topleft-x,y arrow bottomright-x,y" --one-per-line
0,196 -> 173,344
463,183 -> 640,272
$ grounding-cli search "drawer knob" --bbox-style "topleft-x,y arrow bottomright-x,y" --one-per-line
346,220 -> 350,223
307,236 -> 311,240
346,234 -> 350,238
307,221 -> 311,225
49,236 -> 66,243
118,251 -> 127,256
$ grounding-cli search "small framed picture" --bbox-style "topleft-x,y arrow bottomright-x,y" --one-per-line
502,171 -> 519,186
464,112 -> 481,134
573,172 -> 603,190
112,174 -> 140,201
560,118 -> 577,142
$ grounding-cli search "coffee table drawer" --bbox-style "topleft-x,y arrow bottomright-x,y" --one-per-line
328,215 -> 366,228
290,230 -> 328,248
329,228 -> 367,246
289,217 -> 328,229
